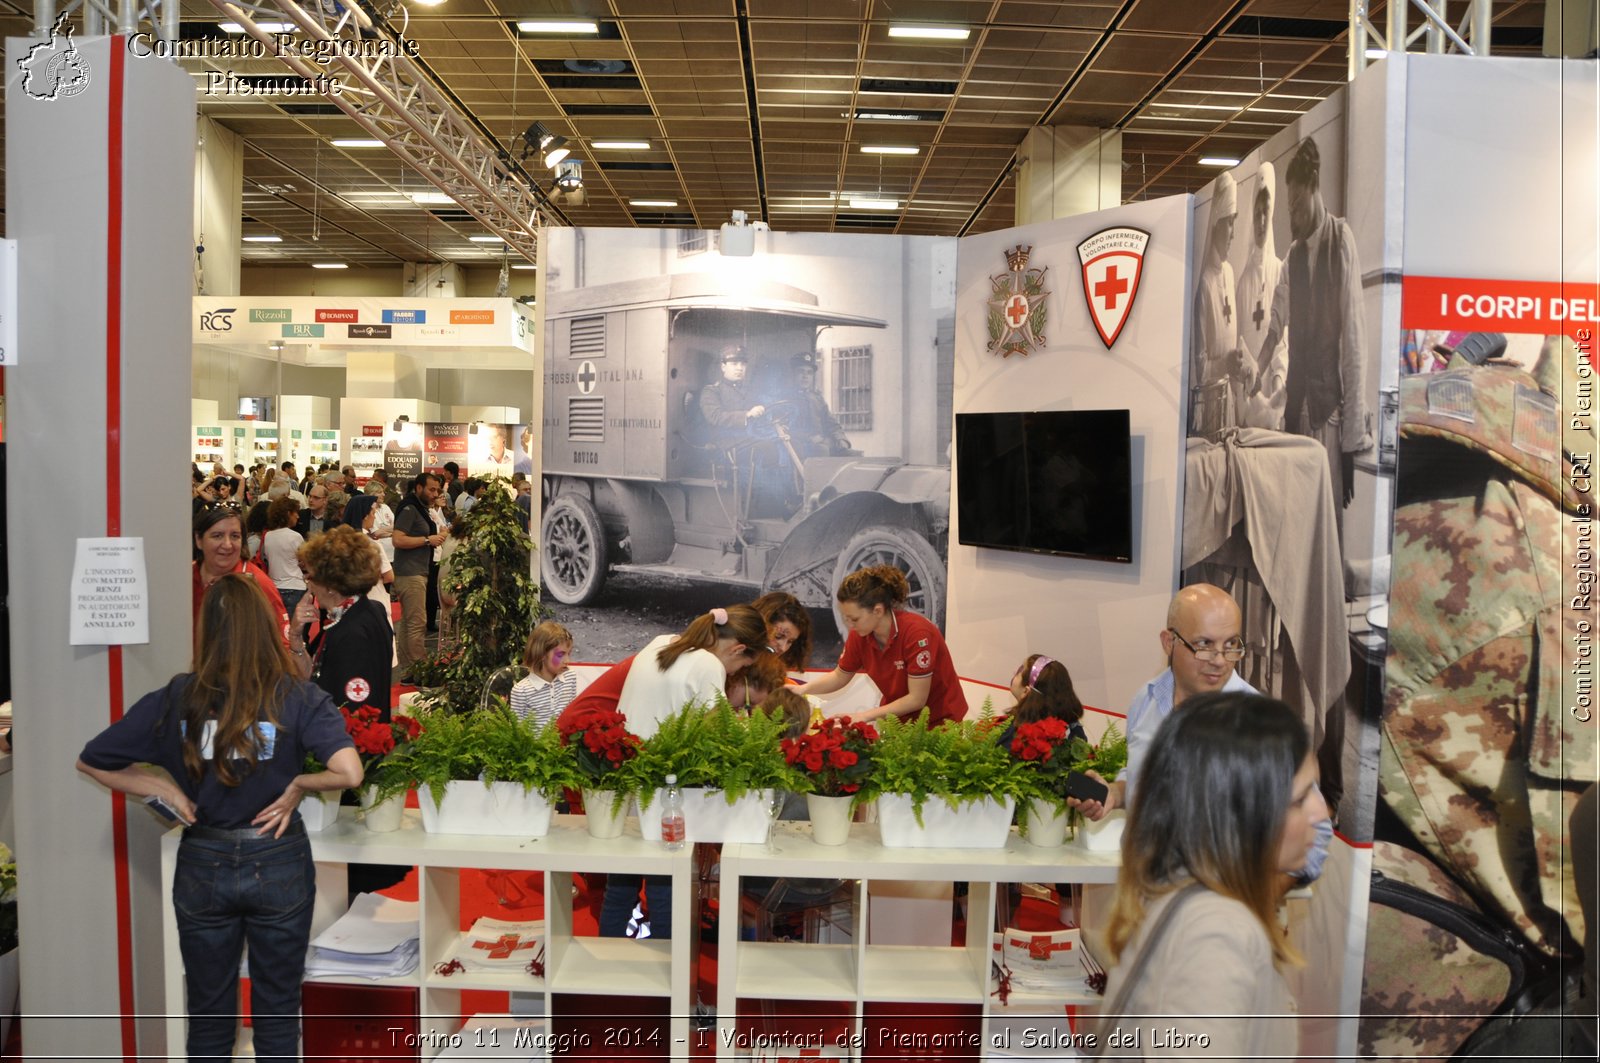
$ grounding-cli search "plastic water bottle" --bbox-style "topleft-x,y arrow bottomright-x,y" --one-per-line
660,774 -> 686,850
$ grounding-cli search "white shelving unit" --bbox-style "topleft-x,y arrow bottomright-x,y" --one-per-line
158,811 -> 694,1061
714,820 -> 1120,1061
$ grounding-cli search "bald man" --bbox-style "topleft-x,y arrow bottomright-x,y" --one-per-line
1081,584 -> 1256,818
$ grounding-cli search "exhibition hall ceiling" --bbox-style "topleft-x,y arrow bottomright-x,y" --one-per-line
0,0 -> 1550,268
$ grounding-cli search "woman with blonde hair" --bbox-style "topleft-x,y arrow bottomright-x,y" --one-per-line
77,575 -> 361,1062
1091,691 -> 1326,1059
510,620 -> 577,727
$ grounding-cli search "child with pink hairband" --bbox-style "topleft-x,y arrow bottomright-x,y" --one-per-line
998,653 -> 1088,748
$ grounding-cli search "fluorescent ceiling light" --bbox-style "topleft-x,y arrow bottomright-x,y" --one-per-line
469,235 -> 505,243
629,199 -> 678,208
311,263 -> 348,269
849,197 -> 899,210
242,235 -> 283,243
410,0 -> 446,6
410,191 -> 456,205
219,21 -> 296,33
1199,157 -> 1241,167
516,20 -> 598,33
331,138 -> 385,148
887,25 -> 970,41
511,264 -> 537,270
861,145 -> 919,155
591,140 -> 651,150
852,111 -> 923,121
1365,47 -> 1389,59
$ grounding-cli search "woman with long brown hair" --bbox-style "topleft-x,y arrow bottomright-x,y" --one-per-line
751,590 -> 812,674
1091,692 -> 1325,1059
794,564 -> 966,725
77,574 -> 361,1062
600,605 -> 768,940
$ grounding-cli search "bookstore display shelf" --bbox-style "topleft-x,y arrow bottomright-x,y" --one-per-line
714,819 -> 1119,1061
158,811 -> 694,1061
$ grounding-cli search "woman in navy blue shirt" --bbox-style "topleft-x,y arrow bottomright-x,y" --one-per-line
77,574 -> 361,1063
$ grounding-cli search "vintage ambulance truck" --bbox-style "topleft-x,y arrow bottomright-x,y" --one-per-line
540,272 -> 949,633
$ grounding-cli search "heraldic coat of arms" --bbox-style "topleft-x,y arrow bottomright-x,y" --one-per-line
986,245 -> 1050,357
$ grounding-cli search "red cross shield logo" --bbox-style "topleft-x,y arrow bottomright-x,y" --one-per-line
345,677 -> 371,704
1076,226 -> 1150,349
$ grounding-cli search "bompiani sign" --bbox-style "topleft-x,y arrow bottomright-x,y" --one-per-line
126,28 -> 420,97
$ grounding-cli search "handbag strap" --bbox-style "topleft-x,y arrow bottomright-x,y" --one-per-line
1089,882 -> 1210,1057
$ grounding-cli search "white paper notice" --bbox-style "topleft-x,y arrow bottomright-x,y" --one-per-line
70,538 -> 150,645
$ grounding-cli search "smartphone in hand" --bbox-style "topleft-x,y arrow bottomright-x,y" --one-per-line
1063,771 -> 1109,806
144,795 -> 191,825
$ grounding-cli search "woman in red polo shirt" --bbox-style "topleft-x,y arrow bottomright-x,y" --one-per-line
192,507 -> 290,646
794,565 -> 966,725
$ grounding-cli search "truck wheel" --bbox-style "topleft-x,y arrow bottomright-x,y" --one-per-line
831,525 -> 946,637
541,493 -> 609,604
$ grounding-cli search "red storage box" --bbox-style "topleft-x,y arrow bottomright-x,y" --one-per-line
301,983 -> 419,1062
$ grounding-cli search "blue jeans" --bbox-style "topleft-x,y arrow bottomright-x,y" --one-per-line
599,874 -> 672,938
173,830 -> 315,1062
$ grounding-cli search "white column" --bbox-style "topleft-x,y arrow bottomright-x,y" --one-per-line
195,115 -> 243,297
6,32 -> 194,1058
1014,126 -> 1123,225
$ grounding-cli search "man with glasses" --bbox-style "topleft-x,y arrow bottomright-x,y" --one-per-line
1078,582 -> 1332,882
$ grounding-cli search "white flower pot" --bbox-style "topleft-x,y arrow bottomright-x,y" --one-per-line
1022,797 -> 1069,848
359,785 -> 406,833
1076,808 -> 1127,851
419,779 -> 553,837
806,794 -> 854,846
582,788 -> 627,839
638,787 -> 771,844
877,793 -> 1015,848
298,793 -> 342,832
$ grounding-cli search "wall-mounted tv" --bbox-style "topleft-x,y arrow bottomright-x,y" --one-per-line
955,409 -> 1133,563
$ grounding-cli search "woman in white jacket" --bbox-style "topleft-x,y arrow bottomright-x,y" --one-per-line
600,605 -> 769,939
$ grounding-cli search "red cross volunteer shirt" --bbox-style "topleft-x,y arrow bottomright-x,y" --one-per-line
837,610 -> 966,726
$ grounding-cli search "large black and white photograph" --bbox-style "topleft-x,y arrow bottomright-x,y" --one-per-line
539,228 -> 956,664
1180,95 -> 1397,840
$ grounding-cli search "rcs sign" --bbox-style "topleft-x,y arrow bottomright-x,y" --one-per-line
199,307 -> 236,332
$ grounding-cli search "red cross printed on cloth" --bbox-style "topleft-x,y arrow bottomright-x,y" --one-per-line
1021,934 -> 1074,961
1004,293 -> 1029,329
473,933 -> 539,960
1094,266 -> 1129,309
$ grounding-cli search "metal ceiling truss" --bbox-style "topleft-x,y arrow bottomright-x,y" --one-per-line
1350,0 -> 1494,79
31,0 -> 557,265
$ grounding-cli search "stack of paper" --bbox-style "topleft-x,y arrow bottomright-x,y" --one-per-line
435,1014 -> 545,1060
305,892 -> 420,980
457,916 -> 545,972
994,927 -> 1086,992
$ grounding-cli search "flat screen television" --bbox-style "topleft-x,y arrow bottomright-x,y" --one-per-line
955,409 -> 1133,563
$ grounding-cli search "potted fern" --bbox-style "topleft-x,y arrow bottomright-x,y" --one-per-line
391,703 -> 581,836
871,710 -> 1034,848
615,697 -> 803,844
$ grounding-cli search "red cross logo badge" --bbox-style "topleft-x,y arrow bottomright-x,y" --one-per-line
1003,293 -> 1029,329
1076,226 -> 1150,349
986,245 -> 1051,357
345,677 -> 371,703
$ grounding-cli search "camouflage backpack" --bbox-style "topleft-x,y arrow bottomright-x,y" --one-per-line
1359,352 -> 1595,1060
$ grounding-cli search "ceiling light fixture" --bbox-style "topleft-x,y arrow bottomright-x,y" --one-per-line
861,145 -> 919,155
851,111 -> 924,121
410,191 -> 457,205
849,197 -> 899,210
331,138 -> 385,148
1199,157 -> 1241,167
242,235 -> 283,243
516,20 -> 599,33
410,0 -> 447,6
511,264 -> 537,270
469,235 -> 505,243
219,21 -> 297,33
311,263 -> 349,269
591,140 -> 651,150
629,199 -> 678,208
521,122 -> 570,167
887,25 -> 970,41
